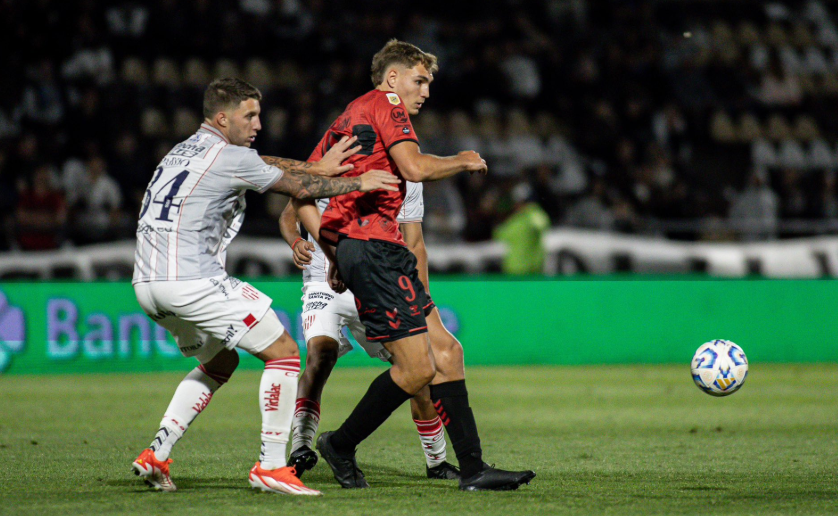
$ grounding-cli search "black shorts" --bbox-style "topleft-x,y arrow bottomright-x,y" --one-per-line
336,237 -> 430,343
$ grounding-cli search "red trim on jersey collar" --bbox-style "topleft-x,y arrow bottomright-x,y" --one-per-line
199,123 -> 230,143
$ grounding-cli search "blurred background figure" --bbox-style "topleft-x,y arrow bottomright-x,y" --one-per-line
493,182 -> 550,275
14,164 -> 66,251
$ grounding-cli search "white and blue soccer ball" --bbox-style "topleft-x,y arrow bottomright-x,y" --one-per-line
690,339 -> 748,397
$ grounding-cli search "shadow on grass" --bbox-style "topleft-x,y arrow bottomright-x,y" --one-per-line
108,477 -> 250,491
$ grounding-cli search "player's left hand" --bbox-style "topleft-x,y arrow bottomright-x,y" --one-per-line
328,261 -> 347,293
313,136 -> 361,177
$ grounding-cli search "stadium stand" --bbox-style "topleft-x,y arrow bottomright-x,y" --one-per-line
1,0 -> 837,262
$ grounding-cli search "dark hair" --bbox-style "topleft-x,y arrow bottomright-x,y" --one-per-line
370,39 -> 439,86
203,78 -> 262,119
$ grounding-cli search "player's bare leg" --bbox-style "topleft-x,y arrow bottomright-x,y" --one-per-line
287,335 -> 340,477
132,347 -> 239,492
411,387 -> 460,479
424,308 -> 535,490
248,325 -> 320,495
317,333 -> 436,488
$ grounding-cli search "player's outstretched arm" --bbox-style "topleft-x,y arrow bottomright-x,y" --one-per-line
278,201 -> 314,269
389,141 -> 487,182
262,136 -> 361,177
268,169 -> 400,199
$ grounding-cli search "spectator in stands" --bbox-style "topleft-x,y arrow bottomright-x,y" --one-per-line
70,155 -> 124,245
729,168 -> 779,241
14,164 -> 66,251
493,182 -> 550,274
809,170 -> 838,221
758,58 -> 802,106
563,178 -> 615,231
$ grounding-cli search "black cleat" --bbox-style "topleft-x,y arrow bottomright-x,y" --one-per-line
426,461 -> 461,480
459,465 -> 536,491
316,431 -> 369,488
287,445 -> 318,478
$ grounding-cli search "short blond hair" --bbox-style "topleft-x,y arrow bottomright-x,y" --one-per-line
370,39 -> 439,86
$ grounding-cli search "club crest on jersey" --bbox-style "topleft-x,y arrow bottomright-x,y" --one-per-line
386,93 -> 401,105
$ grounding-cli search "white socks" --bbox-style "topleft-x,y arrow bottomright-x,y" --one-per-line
290,398 -> 321,453
258,357 -> 301,469
415,417 -> 447,468
151,365 -> 229,461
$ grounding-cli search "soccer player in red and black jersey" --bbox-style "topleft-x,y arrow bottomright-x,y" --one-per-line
310,39 -> 535,491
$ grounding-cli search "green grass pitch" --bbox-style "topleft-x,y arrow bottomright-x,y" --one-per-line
1,364 -> 837,515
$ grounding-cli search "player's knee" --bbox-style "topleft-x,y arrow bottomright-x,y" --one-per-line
414,358 -> 436,387
205,347 -> 240,377
305,338 -> 339,373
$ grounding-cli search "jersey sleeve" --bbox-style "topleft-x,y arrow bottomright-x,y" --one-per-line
397,181 -> 424,223
373,93 -> 419,152
228,147 -> 284,192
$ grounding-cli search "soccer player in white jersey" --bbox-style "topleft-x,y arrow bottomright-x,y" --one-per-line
278,181 -> 460,481
130,78 -> 399,496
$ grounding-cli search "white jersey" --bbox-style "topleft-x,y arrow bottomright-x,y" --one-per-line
133,124 -> 283,284
302,181 -> 424,283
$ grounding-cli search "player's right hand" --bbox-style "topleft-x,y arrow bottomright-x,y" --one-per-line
458,150 -> 488,175
359,169 -> 401,193
292,239 -> 315,269
314,136 -> 361,177
328,261 -> 347,294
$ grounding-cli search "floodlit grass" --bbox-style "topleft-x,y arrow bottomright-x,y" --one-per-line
1,364 -> 837,515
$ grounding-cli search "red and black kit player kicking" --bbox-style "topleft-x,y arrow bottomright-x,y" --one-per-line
309,39 -> 535,491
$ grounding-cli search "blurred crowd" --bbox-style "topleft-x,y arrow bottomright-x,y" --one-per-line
1,0 -> 838,252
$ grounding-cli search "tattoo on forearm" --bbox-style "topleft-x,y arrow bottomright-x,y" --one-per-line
262,155 -> 313,173
272,171 -> 361,199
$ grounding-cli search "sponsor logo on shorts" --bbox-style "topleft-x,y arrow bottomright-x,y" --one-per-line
243,314 -> 257,328
307,292 -> 334,301
409,305 -> 420,316
180,340 -> 203,353
221,324 -> 237,346
150,310 -> 175,321
228,277 -> 242,289
304,301 -> 328,312
210,278 -> 229,299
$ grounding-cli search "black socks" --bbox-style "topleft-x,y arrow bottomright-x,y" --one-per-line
330,369 -> 412,455
430,380 -> 484,478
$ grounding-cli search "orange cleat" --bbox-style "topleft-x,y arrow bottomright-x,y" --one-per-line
248,463 -> 321,495
132,449 -> 176,492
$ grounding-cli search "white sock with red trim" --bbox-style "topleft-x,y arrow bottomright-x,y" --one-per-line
414,416 -> 447,468
151,365 -> 229,461
290,398 -> 321,453
259,356 -> 300,470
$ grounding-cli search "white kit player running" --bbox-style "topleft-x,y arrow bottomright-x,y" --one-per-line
279,181 -> 460,481
130,78 -> 399,495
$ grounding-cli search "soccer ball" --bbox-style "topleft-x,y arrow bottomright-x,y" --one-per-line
690,340 -> 748,397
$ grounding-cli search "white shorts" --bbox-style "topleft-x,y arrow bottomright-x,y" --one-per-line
301,282 -> 390,362
134,275 -> 284,363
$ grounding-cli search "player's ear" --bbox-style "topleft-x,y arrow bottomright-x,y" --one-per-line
215,111 -> 228,128
387,67 -> 398,89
